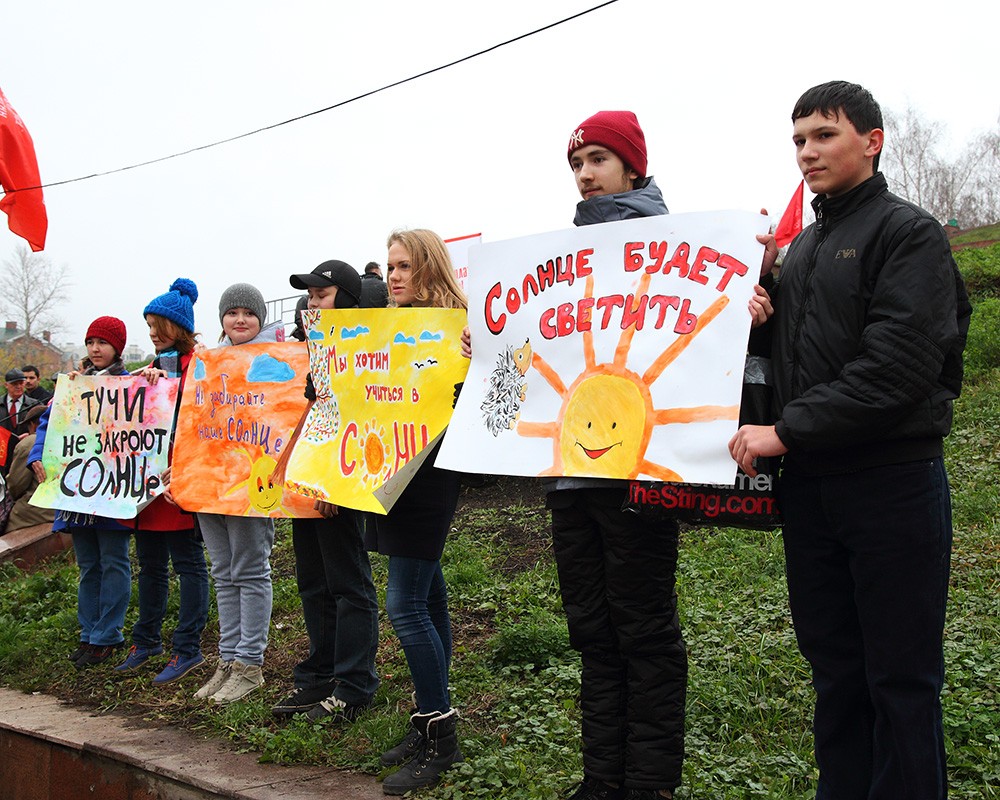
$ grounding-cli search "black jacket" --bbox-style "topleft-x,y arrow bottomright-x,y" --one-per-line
0,393 -> 42,437
770,173 -> 971,475
360,274 -> 389,309
367,440 -> 460,561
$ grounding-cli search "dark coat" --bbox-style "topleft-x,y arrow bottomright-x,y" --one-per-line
27,386 -> 53,404
365,441 -> 461,561
360,274 -> 389,309
5,432 -> 55,532
770,173 -> 971,476
0,393 -> 42,437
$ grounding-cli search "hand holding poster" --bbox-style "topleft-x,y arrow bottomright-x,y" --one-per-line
31,374 -> 178,518
170,342 -> 319,518
285,308 -> 468,514
437,211 -> 768,484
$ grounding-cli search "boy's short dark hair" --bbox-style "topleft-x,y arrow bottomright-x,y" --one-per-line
21,365 -> 39,376
792,80 -> 883,170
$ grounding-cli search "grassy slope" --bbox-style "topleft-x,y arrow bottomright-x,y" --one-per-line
949,222 -> 1000,246
1,255 -> 997,799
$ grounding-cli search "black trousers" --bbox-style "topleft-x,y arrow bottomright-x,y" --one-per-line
550,487 -> 686,791
291,510 -> 380,705
780,458 -> 951,800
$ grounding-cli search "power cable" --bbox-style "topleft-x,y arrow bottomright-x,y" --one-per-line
6,1 -> 619,194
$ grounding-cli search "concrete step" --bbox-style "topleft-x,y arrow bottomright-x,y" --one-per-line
0,688 -> 385,800
0,524 -> 71,570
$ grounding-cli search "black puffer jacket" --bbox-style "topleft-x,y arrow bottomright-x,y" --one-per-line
771,173 -> 971,475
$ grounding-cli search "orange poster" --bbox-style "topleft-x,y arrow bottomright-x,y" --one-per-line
171,342 -> 319,518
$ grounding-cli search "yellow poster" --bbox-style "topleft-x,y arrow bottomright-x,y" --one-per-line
285,308 -> 468,514
171,342 -> 319,518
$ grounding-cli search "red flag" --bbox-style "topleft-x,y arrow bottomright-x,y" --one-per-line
0,425 -> 12,470
0,86 -> 47,251
774,180 -> 804,248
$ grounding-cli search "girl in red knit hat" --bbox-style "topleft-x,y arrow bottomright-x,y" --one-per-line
28,316 -> 134,669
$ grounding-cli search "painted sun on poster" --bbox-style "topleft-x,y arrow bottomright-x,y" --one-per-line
284,308 -> 468,514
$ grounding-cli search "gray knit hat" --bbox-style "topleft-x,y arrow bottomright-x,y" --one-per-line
219,283 -> 267,326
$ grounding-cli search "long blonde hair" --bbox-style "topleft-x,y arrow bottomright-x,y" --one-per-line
386,229 -> 468,310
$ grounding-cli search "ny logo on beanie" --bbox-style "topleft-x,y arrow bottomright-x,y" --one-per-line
568,128 -> 585,149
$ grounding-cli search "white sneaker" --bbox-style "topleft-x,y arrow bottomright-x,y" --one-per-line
212,661 -> 264,705
194,659 -> 232,700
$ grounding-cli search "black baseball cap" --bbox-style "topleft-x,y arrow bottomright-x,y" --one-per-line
289,259 -> 362,300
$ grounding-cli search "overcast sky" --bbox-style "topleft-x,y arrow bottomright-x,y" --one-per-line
2,0 -> 996,352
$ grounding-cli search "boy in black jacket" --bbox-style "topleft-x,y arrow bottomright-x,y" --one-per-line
730,81 -> 970,800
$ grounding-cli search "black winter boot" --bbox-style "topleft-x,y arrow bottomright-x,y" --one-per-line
382,709 -> 463,795
379,712 -> 424,766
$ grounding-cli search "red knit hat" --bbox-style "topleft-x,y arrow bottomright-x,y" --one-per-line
85,316 -> 127,357
567,110 -> 648,178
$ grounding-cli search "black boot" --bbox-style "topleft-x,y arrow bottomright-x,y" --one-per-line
379,712 -> 424,767
382,709 -> 463,795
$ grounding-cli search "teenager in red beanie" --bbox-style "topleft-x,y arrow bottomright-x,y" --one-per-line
552,110 -> 683,800
28,316 -> 134,669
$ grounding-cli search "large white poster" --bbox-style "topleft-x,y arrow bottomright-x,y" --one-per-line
437,211 -> 768,484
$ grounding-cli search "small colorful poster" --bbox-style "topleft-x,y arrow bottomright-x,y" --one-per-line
171,342 -> 319,518
285,308 -> 468,514
437,211 -> 768,484
31,374 -> 178,518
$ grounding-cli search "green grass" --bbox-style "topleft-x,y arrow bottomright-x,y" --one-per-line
949,223 -> 1000,247
1,251 -> 998,798
955,243 -> 1000,299
2,407 -> 997,798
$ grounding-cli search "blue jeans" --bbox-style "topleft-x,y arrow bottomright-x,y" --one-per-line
132,529 -> 209,659
292,512 -> 380,705
385,556 -> 451,714
73,528 -> 132,646
780,458 -> 952,800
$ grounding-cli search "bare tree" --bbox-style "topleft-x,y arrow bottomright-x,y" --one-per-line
1,245 -> 70,338
882,107 -> 1000,229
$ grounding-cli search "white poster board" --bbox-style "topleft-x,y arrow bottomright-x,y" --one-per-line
437,211 -> 767,484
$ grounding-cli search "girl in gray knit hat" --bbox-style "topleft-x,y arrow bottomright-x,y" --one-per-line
216,283 -> 286,346
194,282 -> 284,704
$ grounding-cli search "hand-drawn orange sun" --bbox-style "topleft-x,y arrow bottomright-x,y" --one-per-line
225,449 -> 294,516
359,419 -> 393,489
517,273 -> 738,481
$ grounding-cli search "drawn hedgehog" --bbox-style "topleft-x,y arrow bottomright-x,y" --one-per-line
481,339 -> 532,436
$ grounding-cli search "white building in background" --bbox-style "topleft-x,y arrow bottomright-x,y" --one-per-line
122,344 -> 149,364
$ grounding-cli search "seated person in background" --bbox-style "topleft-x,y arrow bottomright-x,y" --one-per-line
3,403 -> 55,534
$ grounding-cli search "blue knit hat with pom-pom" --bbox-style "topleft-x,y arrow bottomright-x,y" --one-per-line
143,278 -> 198,333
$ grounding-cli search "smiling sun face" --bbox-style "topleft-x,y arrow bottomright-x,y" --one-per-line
561,373 -> 649,477
517,272 -> 739,481
226,449 -> 294,516
248,455 -> 282,513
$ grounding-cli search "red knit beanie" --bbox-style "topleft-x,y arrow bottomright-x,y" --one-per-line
85,316 -> 127,357
567,110 -> 648,178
